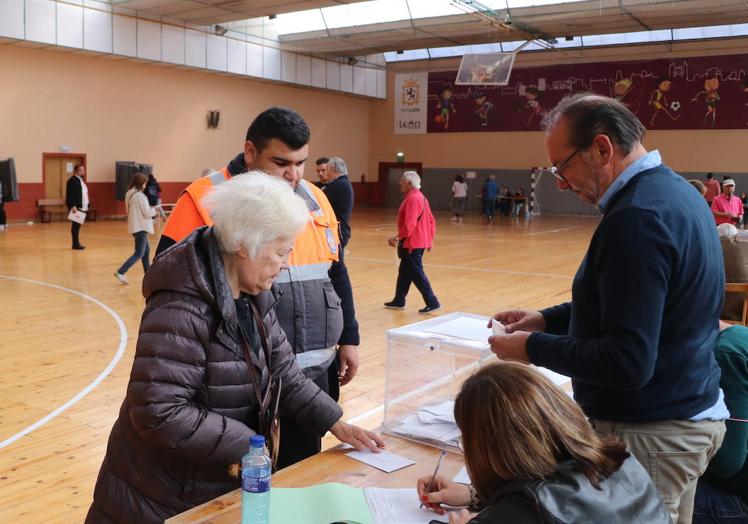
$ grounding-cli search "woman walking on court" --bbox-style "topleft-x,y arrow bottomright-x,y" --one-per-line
451,174 -> 468,223
114,173 -> 155,284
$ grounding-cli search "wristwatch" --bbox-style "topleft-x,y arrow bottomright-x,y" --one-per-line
468,484 -> 482,512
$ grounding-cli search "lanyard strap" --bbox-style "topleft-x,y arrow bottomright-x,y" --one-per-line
236,298 -> 281,470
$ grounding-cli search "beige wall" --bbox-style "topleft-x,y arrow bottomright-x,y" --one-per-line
3,38 -> 747,191
0,45 -> 370,184
368,37 -> 748,181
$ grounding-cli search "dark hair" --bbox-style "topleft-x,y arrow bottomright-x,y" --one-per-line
74,164 -> 84,174
128,173 -> 148,191
245,107 -> 310,153
688,179 -> 706,195
707,172 -> 714,179
455,174 -> 465,183
542,93 -> 646,156
316,157 -> 329,165
455,362 -> 629,503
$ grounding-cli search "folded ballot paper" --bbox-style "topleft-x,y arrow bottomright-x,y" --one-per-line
392,400 -> 461,448
270,483 -> 441,524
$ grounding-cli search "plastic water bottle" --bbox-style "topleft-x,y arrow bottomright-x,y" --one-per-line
241,435 -> 272,524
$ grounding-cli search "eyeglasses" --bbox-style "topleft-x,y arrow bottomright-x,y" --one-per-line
550,146 -> 585,183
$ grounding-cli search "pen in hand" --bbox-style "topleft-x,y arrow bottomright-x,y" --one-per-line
420,449 -> 448,509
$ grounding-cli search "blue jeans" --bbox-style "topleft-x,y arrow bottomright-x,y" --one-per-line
394,248 -> 439,307
483,197 -> 496,218
693,480 -> 748,523
117,231 -> 150,275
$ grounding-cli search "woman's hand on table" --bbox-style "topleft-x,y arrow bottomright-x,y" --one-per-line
330,421 -> 385,452
417,475 -> 471,515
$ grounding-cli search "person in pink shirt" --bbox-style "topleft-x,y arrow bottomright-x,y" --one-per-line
704,172 -> 721,205
712,179 -> 743,226
385,171 -> 441,313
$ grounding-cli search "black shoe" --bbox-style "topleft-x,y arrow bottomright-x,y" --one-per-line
72,245 -> 85,250
418,304 -> 441,314
384,300 -> 406,310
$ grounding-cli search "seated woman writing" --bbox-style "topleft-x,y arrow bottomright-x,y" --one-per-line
86,173 -> 383,524
417,362 -> 669,524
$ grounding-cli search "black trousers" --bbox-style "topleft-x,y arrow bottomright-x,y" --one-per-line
71,220 -> 82,247
394,248 -> 439,307
0,202 -> 5,226
275,358 -> 340,470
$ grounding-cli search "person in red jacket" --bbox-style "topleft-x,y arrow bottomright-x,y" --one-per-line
385,171 -> 440,313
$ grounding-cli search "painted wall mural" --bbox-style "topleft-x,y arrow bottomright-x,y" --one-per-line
427,53 -> 748,132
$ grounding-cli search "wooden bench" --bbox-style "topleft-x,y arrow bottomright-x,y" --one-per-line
37,198 -> 66,223
36,199 -> 97,222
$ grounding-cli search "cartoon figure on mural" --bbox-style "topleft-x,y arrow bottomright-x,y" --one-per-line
692,74 -> 721,127
472,91 -> 494,127
649,75 -> 681,126
524,87 -> 543,128
613,78 -> 633,102
435,85 -> 457,130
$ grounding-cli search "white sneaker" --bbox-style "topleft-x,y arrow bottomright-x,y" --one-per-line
114,272 -> 129,285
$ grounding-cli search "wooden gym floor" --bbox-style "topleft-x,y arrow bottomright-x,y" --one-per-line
0,208 -> 598,523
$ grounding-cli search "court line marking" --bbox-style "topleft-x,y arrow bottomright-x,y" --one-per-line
527,226 -> 581,236
346,255 -> 572,280
0,275 -> 128,449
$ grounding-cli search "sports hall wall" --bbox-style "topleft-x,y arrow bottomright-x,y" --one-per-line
367,37 -> 748,194
0,45 -> 371,221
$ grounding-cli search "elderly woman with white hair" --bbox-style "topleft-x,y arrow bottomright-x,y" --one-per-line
86,173 -> 384,524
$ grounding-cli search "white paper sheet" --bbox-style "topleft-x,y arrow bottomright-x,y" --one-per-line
453,466 -> 470,484
364,488 -> 443,524
422,317 -> 492,342
346,448 -> 416,473
418,400 -> 456,424
396,414 -> 461,445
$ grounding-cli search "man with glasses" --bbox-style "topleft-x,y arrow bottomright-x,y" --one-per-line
489,94 -> 726,524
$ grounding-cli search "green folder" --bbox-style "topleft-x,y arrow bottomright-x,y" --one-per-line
269,482 -> 373,524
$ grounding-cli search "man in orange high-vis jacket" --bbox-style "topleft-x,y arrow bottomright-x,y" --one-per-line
156,107 -> 361,469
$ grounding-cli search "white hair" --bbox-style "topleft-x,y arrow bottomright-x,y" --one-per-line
202,171 -> 309,256
327,157 -> 348,175
717,223 -> 739,240
402,170 -> 421,189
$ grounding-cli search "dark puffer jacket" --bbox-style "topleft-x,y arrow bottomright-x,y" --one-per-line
85,227 -> 343,524
470,456 -> 670,523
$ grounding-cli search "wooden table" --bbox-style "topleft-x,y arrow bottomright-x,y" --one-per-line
166,435 -> 464,524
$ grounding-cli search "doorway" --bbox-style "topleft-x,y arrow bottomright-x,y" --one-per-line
43,153 -> 86,200
377,162 -> 422,207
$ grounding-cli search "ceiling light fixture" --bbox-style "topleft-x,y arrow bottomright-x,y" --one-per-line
214,25 -> 228,36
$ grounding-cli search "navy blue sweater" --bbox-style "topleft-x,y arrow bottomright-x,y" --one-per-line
321,174 -> 354,248
528,163 -> 723,422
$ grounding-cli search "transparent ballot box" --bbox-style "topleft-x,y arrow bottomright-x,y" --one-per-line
382,312 -> 494,453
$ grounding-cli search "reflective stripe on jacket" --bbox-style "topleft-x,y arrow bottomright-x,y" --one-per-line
159,167 -> 343,379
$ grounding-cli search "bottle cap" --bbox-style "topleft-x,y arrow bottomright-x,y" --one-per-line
250,435 -> 266,447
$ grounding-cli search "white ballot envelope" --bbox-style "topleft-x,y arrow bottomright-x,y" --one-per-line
67,209 -> 86,224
